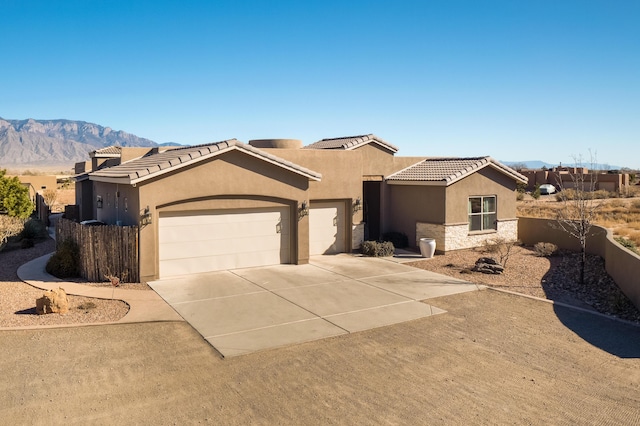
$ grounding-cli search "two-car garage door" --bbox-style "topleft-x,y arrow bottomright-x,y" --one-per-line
159,207 -> 290,278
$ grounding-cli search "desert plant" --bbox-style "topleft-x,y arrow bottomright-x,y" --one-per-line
361,240 -> 395,257
19,218 -> 47,240
20,238 -> 34,249
531,184 -> 541,200
42,188 -> 58,208
381,231 -> 408,248
481,237 -> 521,268
46,239 -> 80,278
533,242 -> 558,257
614,237 -> 639,255
516,192 -> 525,201
0,215 -> 24,250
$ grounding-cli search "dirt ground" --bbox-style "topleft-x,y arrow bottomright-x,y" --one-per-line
1,290 -> 638,425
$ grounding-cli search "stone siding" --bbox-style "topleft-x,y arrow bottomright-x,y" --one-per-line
417,219 -> 519,252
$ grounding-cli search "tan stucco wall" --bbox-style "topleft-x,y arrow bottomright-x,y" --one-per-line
446,167 -> 518,224
12,175 -> 57,200
387,184 -> 446,247
518,217 -> 640,310
93,182 -> 140,226
133,150 -> 311,281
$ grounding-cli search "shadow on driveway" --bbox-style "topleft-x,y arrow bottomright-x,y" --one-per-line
552,303 -> 640,358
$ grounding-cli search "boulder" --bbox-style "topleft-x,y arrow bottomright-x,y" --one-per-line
473,257 -> 504,275
36,287 -> 69,315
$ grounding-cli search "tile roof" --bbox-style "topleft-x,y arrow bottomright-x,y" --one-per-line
91,146 -> 122,157
89,139 -> 322,184
304,134 -> 399,153
386,157 -> 528,186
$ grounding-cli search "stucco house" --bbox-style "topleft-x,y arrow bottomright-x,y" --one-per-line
74,134 -> 526,282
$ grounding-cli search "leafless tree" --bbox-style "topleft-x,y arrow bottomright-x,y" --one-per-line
554,153 -> 599,285
0,215 -> 24,250
42,188 -> 58,209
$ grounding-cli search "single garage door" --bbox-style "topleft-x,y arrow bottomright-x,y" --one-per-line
309,201 -> 346,255
159,207 -> 290,277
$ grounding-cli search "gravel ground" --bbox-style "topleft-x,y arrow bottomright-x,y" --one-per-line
0,239 -> 129,328
408,244 -> 640,323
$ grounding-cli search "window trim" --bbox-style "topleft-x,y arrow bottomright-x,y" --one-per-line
468,195 -> 497,232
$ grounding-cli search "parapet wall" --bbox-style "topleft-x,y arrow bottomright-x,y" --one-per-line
518,217 -> 640,310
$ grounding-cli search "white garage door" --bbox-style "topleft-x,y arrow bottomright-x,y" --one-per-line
159,207 -> 290,278
309,201 -> 346,255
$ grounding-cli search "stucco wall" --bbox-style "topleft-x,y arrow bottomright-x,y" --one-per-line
387,185 -> 446,247
446,167 -> 518,224
518,217 -> 640,310
94,182 -> 140,226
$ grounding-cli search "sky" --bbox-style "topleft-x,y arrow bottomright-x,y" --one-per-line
2,0 -> 639,168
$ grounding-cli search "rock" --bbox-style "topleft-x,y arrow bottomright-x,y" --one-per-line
473,258 -> 504,274
36,287 -> 69,315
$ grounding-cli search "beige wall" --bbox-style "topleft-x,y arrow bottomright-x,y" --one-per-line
134,150 -> 311,281
12,175 -> 57,201
518,217 -> 640,310
387,184 -> 446,247
446,166 -> 518,224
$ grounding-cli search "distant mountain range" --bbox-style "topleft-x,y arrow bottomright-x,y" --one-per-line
0,118 -> 159,170
502,160 -> 624,170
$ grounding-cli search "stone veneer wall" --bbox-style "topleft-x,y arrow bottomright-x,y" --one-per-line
416,219 -> 519,252
352,222 -> 365,250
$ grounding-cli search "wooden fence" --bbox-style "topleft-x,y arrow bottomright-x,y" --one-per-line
56,218 -> 139,283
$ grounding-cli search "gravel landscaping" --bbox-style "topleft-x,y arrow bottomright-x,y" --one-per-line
408,244 -> 640,323
0,239 -> 129,328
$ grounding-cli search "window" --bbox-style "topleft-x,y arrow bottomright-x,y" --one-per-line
468,196 -> 496,232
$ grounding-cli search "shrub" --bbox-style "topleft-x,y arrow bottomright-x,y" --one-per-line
46,239 -> 80,278
481,237 -> 521,268
516,192 -> 525,201
531,185 -> 541,200
361,240 -> 395,257
19,218 -> 47,240
381,231 -> 408,248
614,237 -> 639,255
20,238 -> 34,249
533,242 -> 558,257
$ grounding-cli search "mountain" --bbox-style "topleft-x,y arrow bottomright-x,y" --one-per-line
502,160 -> 623,170
0,118 -> 158,170
502,160 -> 558,169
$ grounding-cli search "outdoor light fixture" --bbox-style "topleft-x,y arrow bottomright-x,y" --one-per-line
353,196 -> 362,213
140,206 -> 152,226
298,200 -> 309,219
96,195 -> 103,209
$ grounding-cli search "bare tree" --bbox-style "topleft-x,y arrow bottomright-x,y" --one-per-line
42,188 -> 58,209
554,153 -> 599,285
0,215 -> 24,250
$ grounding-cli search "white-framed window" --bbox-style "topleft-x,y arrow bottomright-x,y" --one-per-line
468,195 -> 496,231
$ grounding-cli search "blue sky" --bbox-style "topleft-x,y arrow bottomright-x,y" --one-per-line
2,0 -> 639,168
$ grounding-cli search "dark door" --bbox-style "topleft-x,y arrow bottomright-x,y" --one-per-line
363,181 -> 381,241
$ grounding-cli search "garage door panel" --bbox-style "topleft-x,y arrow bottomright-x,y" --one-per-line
159,207 -> 291,277
160,219 -> 289,245
309,201 -> 346,255
160,235 -> 290,261
160,248 -> 291,277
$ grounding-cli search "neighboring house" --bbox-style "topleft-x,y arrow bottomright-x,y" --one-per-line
520,167 -> 630,193
10,175 -> 57,202
74,134 -> 526,282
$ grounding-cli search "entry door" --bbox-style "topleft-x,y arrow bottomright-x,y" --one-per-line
309,201 -> 346,255
158,207 -> 290,277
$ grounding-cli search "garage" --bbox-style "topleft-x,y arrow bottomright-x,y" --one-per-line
159,207 -> 291,277
309,201 -> 346,255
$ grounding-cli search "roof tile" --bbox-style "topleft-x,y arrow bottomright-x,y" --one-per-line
305,134 -> 399,153
387,157 -> 527,185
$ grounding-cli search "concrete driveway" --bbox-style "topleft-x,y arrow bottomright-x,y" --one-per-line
149,254 -> 480,357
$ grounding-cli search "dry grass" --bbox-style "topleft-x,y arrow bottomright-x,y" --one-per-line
517,195 -> 640,247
